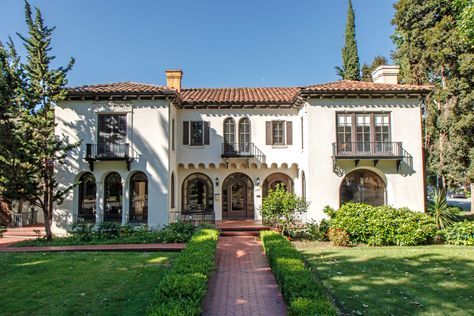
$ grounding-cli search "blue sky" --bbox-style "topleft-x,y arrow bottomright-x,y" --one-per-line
0,0 -> 396,88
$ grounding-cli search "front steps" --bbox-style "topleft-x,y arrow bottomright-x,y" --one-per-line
216,220 -> 274,237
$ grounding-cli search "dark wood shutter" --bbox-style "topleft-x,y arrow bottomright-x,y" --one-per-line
266,121 -> 272,145
286,121 -> 293,145
204,121 -> 210,145
183,121 -> 189,145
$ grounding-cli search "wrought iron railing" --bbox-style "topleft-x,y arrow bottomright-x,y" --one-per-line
332,141 -> 413,170
333,142 -> 405,158
86,143 -> 137,160
222,142 -> 266,162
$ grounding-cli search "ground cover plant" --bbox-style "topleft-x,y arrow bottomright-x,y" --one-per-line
443,221 -> 474,245
0,251 -> 178,315
260,230 -> 337,316
14,222 -> 202,247
329,202 -> 437,246
147,228 -> 219,316
295,242 -> 474,316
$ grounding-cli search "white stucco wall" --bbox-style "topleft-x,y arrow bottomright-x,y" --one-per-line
54,99 -> 170,233
305,98 -> 425,221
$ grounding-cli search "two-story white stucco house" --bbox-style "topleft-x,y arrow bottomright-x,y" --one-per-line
52,66 -> 432,233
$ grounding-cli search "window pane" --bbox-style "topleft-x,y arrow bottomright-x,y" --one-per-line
190,121 -> 203,145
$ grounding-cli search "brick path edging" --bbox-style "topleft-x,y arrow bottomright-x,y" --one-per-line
0,243 -> 185,253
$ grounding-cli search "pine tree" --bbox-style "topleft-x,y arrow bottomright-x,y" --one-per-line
9,1 -> 78,239
392,0 -> 474,199
335,0 -> 361,80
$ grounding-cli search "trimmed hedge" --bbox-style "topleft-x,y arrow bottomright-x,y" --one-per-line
260,230 -> 337,316
444,221 -> 474,245
147,228 -> 219,316
331,202 -> 437,246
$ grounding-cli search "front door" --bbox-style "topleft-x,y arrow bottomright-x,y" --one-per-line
222,173 -> 254,219
229,180 -> 247,218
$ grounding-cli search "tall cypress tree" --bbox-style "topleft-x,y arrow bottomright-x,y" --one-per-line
335,0 -> 361,80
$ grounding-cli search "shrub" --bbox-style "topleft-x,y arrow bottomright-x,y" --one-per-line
260,184 -> 309,234
96,222 -> 121,239
147,228 -> 219,316
70,223 -> 94,242
327,227 -> 350,246
0,226 -> 5,238
260,230 -> 337,316
444,221 -> 474,245
286,220 -> 324,241
330,203 -> 437,246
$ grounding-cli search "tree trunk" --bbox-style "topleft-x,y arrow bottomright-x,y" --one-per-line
43,172 -> 53,240
471,183 -> 474,214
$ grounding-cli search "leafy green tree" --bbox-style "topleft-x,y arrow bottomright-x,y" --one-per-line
453,0 -> 474,46
361,56 -> 388,82
335,0 -> 361,80
0,1 -> 77,239
260,184 -> 309,235
392,0 -> 474,195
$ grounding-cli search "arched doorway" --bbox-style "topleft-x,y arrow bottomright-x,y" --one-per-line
104,172 -> 122,222
182,173 -> 214,213
77,172 -> 96,223
262,172 -> 294,197
129,172 -> 148,224
222,173 -> 254,219
340,169 -> 386,206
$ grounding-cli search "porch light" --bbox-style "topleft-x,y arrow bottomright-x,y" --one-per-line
256,177 -> 260,186
215,177 -> 219,186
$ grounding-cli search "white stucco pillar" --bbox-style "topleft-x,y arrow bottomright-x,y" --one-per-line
96,181 -> 103,223
214,176 -> 222,220
122,179 -> 128,225
254,180 -> 263,220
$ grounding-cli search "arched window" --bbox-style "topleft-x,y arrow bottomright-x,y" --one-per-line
239,118 -> 251,153
104,172 -> 122,222
262,172 -> 294,197
223,118 -> 236,144
340,169 -> 386,206
301,171 -> 306,201
129,172 -> 148,224
182,173 -> 214,213
171,172 -> 175,209
77,173 -> 96,223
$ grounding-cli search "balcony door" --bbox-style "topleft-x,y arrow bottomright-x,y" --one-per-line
98,114 -> 127,157
238,118 -> 251,153
222,173 -> 254,219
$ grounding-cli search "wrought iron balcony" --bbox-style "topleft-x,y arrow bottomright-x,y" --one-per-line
332,142 -> 413,171
221,142 -> 266,162
85,143 -> 137,171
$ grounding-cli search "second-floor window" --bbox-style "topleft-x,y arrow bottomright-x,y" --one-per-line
273,121 -> 285,145
336,112 -> 391,152
265,120 -> 293,146
183,121 -> 210,146
98,114 -> 126,156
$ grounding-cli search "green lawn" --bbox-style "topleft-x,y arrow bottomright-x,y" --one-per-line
295,242 -> 474,316
0,251 -> 178,315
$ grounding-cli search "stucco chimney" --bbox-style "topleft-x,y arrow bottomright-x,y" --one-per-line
165,69 -> 183,92
372,65 -> 400,84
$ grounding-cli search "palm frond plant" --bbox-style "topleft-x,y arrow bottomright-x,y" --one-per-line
428,189 -> 461,229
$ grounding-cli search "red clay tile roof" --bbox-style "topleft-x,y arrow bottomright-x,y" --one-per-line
67,81 -> 175,97
180,87 -> 300,106
303,80 -> 433,93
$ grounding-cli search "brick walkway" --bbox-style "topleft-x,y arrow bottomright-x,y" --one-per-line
203,236 -> 287,316
0,243 -> 185,252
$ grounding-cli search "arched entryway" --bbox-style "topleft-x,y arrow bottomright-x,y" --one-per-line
340,169 -> 386,206
77,172 -> 96,223
262,172 -> 294,197
182,173 -> 214,213
222,173 -> 254,219
129,172 -> 148,224
104,172 -> 123,222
